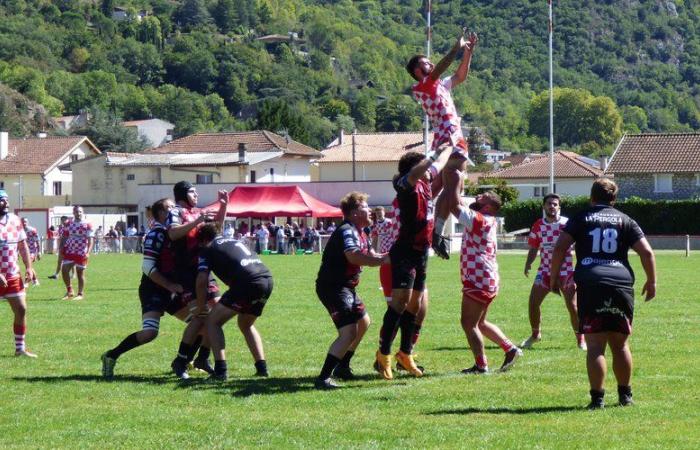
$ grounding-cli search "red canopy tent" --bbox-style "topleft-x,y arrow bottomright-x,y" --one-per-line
203,185 -> 343,218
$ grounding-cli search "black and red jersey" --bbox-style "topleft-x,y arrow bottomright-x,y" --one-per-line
141,222 -> 176,288
166,205 -> 202,270
393,175 -> 434,251
316,221 -> 369,288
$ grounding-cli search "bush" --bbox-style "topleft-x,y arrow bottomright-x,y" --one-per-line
501,196 -> 700,234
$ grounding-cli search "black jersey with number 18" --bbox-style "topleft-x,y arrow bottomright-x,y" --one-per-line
563,204 -> 645,286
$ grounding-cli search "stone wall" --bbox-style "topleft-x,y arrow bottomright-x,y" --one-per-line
616,173 -> 700,200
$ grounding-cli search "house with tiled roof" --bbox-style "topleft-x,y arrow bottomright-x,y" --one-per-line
122,118 -> 174,147
604,133 -> 700,199
486,150 -> 603,200
70,131 -> 322,214
0,132 -> 101,210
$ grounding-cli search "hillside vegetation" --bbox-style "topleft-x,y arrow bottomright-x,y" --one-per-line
1,1 -> 698,153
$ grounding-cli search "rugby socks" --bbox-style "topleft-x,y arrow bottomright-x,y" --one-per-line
214,360 -> 227,377
379,307 -> 402,355
194,346 -> 211,364
476,354 -> 488,370
186,336 -> 203,362
254,359 -> 268,376
13,324 -> 26,352
176,342 -> 193,362
576,333 -> 585,345
107,332 -> 141,359
412,324 -> 422,347
319,353 -> 340,380
338,350 -> 354,368
399,312 -> 417,354
498,339 -> 516,353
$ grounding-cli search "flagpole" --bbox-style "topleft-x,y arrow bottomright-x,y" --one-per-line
424,0 -> 432,155
548,0 -> 555,193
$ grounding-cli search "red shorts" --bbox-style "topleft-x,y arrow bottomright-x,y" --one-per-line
63,254 -> 89,268
379,263 -> 392,299
462,280 -> 498,306
535,272 -> 574,291
0,276 -> 25,299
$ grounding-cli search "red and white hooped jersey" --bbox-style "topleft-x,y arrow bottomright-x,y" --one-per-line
0,214 -> 27,278
528,217 -> 574,278
412,76 -> 465,152
371,218 -> 394,253
458,207 -> 499,293
62,220 -> 94,258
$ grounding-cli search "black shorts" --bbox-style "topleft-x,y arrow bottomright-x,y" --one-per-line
316,282 -> 367,329
577,283 -> 634,335
219,276 -> 273,317
389,245 -> 428,292
139,281 -> 177,315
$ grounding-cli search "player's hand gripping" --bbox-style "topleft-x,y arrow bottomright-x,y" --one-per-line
24,268 -> 36,285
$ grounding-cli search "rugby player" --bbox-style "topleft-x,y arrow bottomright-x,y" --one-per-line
101,198 -> 190,378
48,215 -> 70,279
374,148 -> 451,380
452,187 -> 522,374
167,181 -> 227,379
59,206 -> 94,300
193,223 -> 273,381
315,192 -> 387,390
0,190 -> 37,357
521,194 -> 585,350
21,217 -> 40,285
407,28 -> 478,259
550,178 -> 656,409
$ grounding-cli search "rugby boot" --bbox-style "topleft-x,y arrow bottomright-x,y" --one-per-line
101,352 -> 116,379
587,390 -> 605,410
396,353 -> 425,373
314,377 -> 340,390
73,293 -> 84,301
208,371 -> 228,382
461,365 -> 489,375
394,351 -> 423,377
61,291 -> 74,300
193,357 -> 215,375
618,386 -> 634,407
520,335 -> 541,349
431,231 -> 451,260
171,357 -> 190,380
332,365 -> 355,381
15,348 -> 38,358
373,350 -> 393,380
498,347 -> 523,372
254,360 -> 269,377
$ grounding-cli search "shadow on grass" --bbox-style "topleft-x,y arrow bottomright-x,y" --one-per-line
185,375 -> 368,397
427,405 -> 582,415
12,373 -> 174,385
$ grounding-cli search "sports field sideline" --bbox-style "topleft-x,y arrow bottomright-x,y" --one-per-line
1,252 -> 697,449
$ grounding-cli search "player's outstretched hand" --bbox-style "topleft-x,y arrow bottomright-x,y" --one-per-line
642,280 -> 656,302
465,32 -> 479,51
218,190 -> 228,205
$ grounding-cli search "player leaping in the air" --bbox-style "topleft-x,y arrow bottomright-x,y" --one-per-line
406,28 -> 478,259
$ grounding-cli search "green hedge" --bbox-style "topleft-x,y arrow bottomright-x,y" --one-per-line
501,197 -> 700,235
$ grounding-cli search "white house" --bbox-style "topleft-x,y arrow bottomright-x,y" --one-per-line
122,118 -> 175,147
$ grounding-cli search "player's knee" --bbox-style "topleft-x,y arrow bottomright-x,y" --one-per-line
141,317 -> 160,341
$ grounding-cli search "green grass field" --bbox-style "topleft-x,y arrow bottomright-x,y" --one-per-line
1,251 -> 698,449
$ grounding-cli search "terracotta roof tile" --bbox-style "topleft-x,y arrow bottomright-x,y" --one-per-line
487,151 -> 603,179
319,132 -> 432,163
146,131 -> 320,157
0,136 -> 99,175
605,133 -> 700,174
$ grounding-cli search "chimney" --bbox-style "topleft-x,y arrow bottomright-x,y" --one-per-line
338,129 -> 345,145
0,132 -> 8,160
238,143 -> 246,162
599,156 -> 609,172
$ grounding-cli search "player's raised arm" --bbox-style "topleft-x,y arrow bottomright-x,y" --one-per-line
451,32 -> 477,87
429,32 -> 467,81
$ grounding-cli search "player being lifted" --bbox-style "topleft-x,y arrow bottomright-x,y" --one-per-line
0,190 -> 38,357
406,28 -> 478,259
521,194 -> 585,350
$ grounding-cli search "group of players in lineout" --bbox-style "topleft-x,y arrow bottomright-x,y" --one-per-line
1,30 -> 657,409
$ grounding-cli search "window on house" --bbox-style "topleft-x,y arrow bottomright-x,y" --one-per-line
270,168 -> 274,182
533,186 -> 541,197
196,174 -> 213,184
53,181 -> 62,196
250,170 -> 257,183
0,181 -> 4,189
126,174 -> 135,181
654,174 -> 673,193
70,154 -> 79,162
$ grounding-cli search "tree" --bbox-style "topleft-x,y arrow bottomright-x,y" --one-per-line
467,128 -> 487,165
465,177 -> 519,205
73,108 -> 150,153
100,0 -> 115,17
175,0 -> 212,30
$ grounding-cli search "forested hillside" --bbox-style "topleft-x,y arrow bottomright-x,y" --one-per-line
1,0 -> 698,154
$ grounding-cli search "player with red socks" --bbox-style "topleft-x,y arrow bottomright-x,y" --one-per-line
451,186 -> 522,374
0,190 -> 37,357
59,206 -> 94,300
